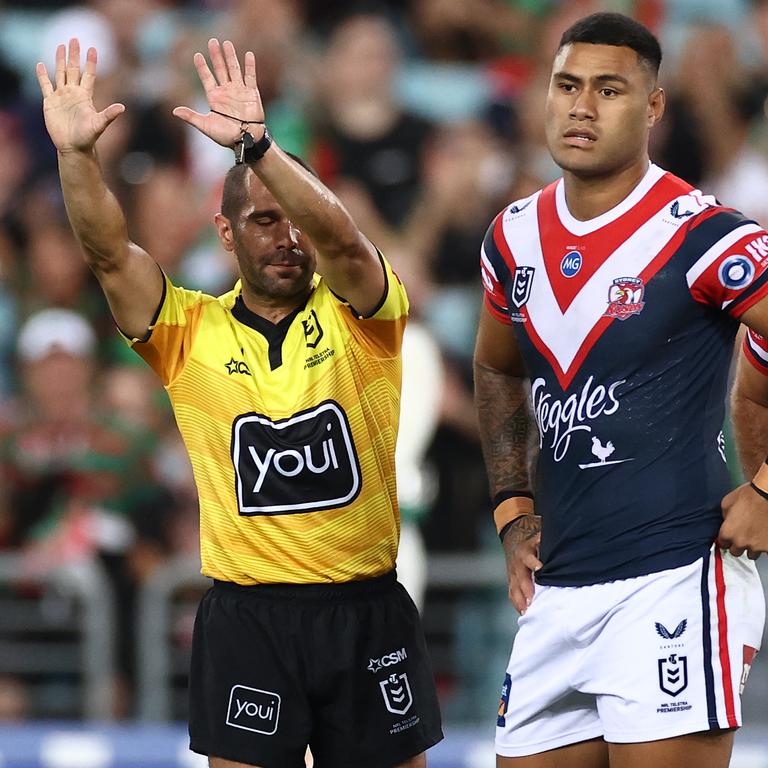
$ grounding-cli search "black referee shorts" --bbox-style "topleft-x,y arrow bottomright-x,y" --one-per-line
189,571 -> 443,767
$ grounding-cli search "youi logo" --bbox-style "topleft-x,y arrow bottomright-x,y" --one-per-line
560,250 -> 582,278
226,685 -> 281,735
231,400 -> 361,515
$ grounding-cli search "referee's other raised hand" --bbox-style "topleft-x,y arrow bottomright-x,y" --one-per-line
36,38 -> 125,153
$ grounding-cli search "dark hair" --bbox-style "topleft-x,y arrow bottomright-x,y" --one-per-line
221,151 -> 318,221
558,12 -> 662,76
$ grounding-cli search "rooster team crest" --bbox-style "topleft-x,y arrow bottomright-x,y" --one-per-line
605,277 -> 645,320
379,673 -> 413,716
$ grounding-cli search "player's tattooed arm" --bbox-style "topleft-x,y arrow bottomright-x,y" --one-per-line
499,503 -> 542,614
474,361 -> 536,496
501,513 -> 542,549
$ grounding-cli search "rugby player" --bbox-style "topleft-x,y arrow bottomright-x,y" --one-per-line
475,12 -> 768,768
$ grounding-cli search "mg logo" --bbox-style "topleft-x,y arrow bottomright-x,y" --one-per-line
226,685 -> 281,735
379,673 -> 413,716
560,251 -> 582,278
658,654 -> 688,697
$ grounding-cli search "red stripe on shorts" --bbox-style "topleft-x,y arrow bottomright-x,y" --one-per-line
714,548 -> 738,727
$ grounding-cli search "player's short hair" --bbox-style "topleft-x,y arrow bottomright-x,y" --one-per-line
221,152 -> 318,221
558,12 -> 662,77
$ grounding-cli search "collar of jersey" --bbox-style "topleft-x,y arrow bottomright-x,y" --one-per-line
231,291 -> 311,342
554,162 -> 664,236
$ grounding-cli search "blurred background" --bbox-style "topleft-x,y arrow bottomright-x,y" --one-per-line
0,0 -> 767,766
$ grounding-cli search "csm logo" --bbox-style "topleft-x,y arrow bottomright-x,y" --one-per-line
367,648 -> 407,673
231,400 -> 361,515
226,685 -> 281,735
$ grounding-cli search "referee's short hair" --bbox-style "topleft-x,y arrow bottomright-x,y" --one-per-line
558,12 -> 662,78
221,152 -> 319,221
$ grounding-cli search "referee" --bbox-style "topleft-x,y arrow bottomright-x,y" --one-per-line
37,37 -> 442,768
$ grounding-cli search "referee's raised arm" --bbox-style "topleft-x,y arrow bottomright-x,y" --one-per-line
172,38 -> 386,316
36,39 -> 164,341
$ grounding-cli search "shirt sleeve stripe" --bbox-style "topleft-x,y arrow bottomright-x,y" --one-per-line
725,269 -> 768,317
686,222 -> 763,288
481,244 -> 499,281
747,331 -> 768,362
485,294 -> 512,324
743,331 -> 768,374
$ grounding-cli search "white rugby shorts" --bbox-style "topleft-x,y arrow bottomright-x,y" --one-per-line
496,545 -> 765,756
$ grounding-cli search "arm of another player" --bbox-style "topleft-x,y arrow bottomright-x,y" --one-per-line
173,39 -> 384,316
719,299 -> 768,558
474,302 -> 541,613
35,40 -> 164,340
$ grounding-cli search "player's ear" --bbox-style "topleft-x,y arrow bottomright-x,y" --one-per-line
647,86 -> 665,127
214,213 -> 235,252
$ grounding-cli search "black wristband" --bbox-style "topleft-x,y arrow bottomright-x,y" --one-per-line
498,520 -> 516,543
493,489 -> 534,508
234,128 -> 273,164
750,482 -> 768,502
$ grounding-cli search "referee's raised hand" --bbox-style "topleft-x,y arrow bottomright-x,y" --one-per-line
173,38 -> 265,149
36,39 -> 125,153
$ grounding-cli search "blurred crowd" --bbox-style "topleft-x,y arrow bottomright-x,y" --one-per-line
1,0 -> 768,720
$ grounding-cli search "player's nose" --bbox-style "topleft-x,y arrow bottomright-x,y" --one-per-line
275,220 -> 301,249
569,90 -> 597,120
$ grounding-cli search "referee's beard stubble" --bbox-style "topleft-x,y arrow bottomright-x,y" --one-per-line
238,246 -> 316,301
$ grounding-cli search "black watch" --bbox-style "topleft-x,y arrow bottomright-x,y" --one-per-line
234,127 -> 273,164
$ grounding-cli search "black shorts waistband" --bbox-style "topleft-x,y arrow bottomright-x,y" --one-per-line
212,570 -> 397,601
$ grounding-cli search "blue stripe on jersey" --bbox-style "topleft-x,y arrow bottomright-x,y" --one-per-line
483,217 -> 512,286
700,549 -> 718,729
684,209 -> 754,266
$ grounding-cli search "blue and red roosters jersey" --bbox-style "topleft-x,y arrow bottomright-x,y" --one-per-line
481,164 -> 768,586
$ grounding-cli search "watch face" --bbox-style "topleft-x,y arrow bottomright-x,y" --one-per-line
243,132 -> 256,149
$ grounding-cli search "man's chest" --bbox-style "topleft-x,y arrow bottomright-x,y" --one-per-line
502,214 -> 698,388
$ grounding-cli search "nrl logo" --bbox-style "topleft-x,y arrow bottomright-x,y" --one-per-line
511,266 -> 535,309
302,309 -> 324,349
380,673 -> 413,716
658,653 -> 688,697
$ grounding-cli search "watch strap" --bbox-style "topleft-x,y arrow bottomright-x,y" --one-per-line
234,127 -> 273,164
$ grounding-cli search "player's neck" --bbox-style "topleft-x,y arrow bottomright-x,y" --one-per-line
562,157 -> 650,222
239,286 -> 312,325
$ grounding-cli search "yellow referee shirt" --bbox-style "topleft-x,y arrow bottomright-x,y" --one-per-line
127,256 -> 408,584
